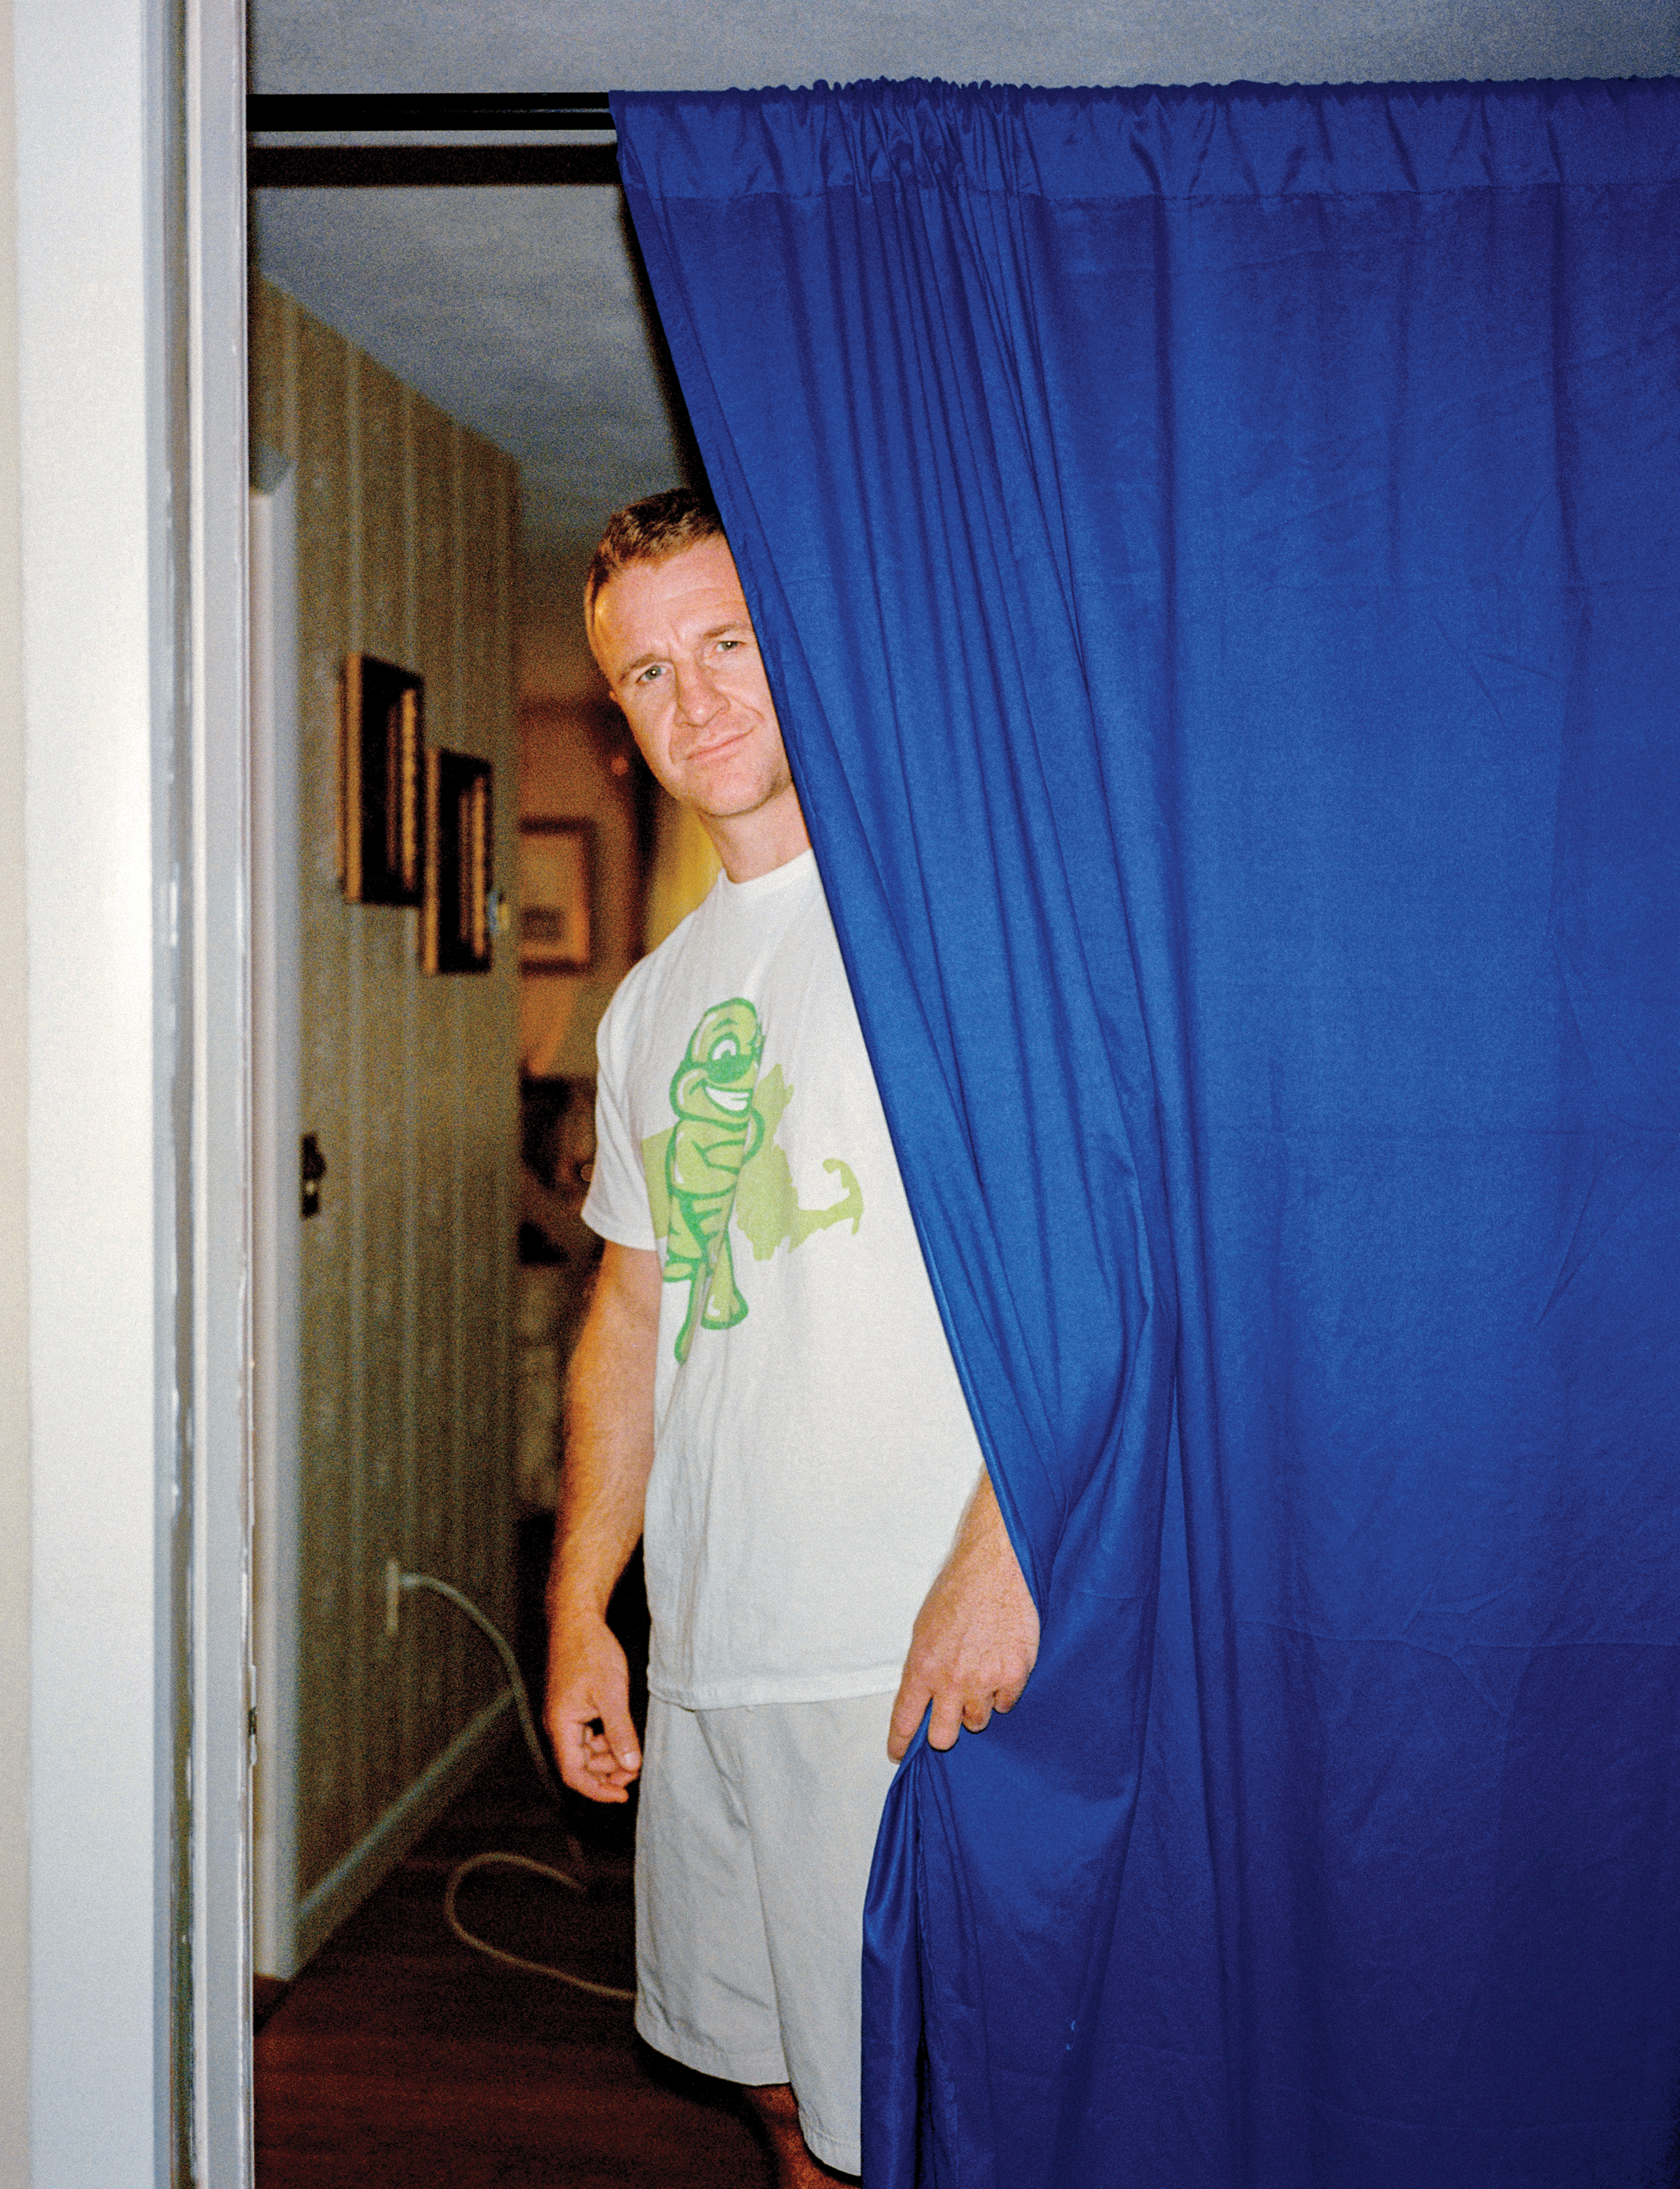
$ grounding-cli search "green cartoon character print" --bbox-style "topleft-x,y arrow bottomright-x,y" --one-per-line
648,997 -> 865,1363
662,999 -> 765,1364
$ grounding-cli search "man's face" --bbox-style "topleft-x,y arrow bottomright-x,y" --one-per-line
590,537 -> 795,827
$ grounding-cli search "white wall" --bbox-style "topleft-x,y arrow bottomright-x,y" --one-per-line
18,0 -> 173,2167
0,0 -> 29,2173
12,0 -> 249,2182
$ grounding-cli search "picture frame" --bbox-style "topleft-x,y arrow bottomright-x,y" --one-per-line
338,653 -> 424,905
421,748 -> 494,975
518,819 -> 595,975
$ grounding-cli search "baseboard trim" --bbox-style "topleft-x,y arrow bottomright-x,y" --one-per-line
294,1690 -> 514,1972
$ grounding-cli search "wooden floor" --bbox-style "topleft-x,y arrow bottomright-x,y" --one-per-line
257,1553 -> 774,2187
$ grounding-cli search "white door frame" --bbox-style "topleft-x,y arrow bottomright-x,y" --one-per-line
189,3 -> 256,2177
17,0 -> 252,2180
249,458 -> 302,1986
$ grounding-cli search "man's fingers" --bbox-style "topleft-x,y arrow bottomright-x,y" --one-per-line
893,1649 -> 1025,1756
925,1702 -> 961,1752
546,1623 -> 639,1798
551,1694 -> 640,1803
598,1700 -> 642,1777
899,1684 -> 1000,1755
990,1661 -> 1031,1715
887,1675 -> 930,1762
556,1717 -> 609,1799
564,1739 -> 632,1804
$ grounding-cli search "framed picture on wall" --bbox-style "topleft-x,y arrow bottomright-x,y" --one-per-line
422,748 -> 494,974
338,653 -> 424,905
518,819 -> 595,974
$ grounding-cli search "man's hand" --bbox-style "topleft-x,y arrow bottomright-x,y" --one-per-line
545,1612 -> 643,1802
541,1241 -> 661,1804
888,1468 -> 1040,1760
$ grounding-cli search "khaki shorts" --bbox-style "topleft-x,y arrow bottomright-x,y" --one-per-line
634,1690 -> 900,2175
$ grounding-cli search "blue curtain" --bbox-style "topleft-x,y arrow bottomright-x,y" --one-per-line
613,80 -> 1680,2187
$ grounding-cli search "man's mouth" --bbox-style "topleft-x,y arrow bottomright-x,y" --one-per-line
680,726 -> 752,765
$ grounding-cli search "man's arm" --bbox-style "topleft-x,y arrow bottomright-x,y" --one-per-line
544,1239 -> 663,1802
887,1465 -> 1040,1761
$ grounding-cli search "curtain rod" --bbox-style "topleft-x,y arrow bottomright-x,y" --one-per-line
247,93 -> 620,186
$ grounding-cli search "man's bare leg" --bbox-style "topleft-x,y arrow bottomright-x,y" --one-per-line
743,2083 -> 858,2186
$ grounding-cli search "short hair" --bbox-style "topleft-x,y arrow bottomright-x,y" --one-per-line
584,487 -> 725,632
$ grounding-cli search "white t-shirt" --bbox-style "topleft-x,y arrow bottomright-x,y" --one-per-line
584,849 -> 984,1709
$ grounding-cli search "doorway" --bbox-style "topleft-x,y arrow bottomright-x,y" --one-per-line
241,81 -> 717,2148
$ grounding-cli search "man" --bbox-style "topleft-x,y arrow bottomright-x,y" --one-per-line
545,488 -> 1039,2186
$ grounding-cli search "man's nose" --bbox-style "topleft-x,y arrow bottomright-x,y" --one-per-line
671,659 -> 723,725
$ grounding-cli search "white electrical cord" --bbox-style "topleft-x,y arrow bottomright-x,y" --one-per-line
441,1851 -> 637,1999
401,1569 -> 637,2003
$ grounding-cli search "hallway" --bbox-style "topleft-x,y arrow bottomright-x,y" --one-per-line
255,1731 -> 774,2188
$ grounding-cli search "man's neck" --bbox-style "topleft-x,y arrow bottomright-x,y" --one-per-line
703,785 -> 812,883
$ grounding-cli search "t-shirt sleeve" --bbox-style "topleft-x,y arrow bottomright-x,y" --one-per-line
581,988 -> 660,1253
